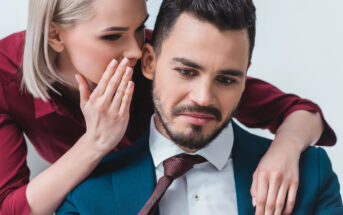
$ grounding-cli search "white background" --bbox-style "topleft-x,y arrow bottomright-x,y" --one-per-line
1,0 -> 342,194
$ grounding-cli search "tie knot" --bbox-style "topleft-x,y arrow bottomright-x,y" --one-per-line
163,153 -> 206,179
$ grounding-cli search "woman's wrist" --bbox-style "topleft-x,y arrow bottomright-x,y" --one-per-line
272,132 -> 304,156
78,132 -> 111,159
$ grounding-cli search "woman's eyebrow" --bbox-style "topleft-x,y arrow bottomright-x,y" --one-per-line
102,14 -> 150,32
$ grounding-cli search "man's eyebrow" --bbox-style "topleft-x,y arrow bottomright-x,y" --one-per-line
171,57 -> 204,70
102,14 -> 150,32
219,69 -> 245,77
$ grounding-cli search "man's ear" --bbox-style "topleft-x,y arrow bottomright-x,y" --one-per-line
48,22 -> 65,53
141,43 -> 156,80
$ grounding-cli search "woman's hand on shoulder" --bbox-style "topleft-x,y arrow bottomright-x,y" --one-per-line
76,58 -> 134,155
251,135 -> 301,215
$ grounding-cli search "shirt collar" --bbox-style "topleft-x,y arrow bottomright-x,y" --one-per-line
34,97 -> 57,119
149,114 -> 234,171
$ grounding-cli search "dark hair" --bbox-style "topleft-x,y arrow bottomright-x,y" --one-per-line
152,0 -> 256,61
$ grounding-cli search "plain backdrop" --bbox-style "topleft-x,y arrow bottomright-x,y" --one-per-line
1,0 -> 342,195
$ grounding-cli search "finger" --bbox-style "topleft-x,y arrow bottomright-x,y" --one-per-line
251,171 -> 258,207
90,58 -> 119,101
255,172 -> 268,215
75,74 -> 91,108
110,67 -> 133,111
273,184 -> 288,215
283,182 -> 298,215
119,81 -> 134,116
102,60 -> 130,105
265,174 -> 282,215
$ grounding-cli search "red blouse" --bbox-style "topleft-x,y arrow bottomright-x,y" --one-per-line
0,31 -> 336,214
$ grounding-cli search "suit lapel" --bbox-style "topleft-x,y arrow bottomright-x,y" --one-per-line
111,131 -> 157,214
232,122 -> 267,215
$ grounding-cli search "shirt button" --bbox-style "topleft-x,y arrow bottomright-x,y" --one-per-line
192,194 -> 200,201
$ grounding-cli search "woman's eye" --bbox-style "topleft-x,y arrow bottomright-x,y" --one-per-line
101,34 -> 121,41
216,76 -> 235,85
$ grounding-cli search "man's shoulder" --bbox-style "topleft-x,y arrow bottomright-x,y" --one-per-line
233,122 -> 342,212
231,121 -> 273,155
70,131 -> 152,194
231,121 -> 334,185
63,131 -> 155,213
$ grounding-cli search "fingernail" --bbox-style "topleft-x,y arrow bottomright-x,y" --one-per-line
252,198 -> 256,207
128,81 -> 134,88
75,75 -> 79,83
122,57 -> 129,65
125,67 -> 132,76
110,59 -> 117,67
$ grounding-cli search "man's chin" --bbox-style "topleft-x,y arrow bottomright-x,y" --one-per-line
166,130 -> 213,150
166,120 -> 231,151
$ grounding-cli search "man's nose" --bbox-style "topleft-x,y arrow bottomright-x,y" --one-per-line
188,81 -> 215,107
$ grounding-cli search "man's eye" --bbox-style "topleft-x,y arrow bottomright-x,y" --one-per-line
101,34 -> 121,41
216,76 -> 235,85
177,69 -> 197,77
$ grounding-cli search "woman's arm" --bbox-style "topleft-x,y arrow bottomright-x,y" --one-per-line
236,76 -> 336,145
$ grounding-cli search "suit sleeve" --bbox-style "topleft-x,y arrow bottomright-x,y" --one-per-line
314,148 -> 343,214
235,76 -> 336,146
56,194 -> 80,215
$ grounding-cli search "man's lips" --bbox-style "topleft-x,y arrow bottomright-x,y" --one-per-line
180,112 -> 216,125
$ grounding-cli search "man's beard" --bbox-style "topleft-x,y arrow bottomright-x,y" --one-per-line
153,86 -> 237,151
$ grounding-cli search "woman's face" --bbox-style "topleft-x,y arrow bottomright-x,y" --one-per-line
56,0 -> 148,85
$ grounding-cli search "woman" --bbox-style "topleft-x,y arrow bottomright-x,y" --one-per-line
0,0 -> 335,214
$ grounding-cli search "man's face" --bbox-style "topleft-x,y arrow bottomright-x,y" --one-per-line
143,13 -> 250,152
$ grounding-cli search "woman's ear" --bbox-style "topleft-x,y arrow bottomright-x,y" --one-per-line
141,43 -> 156,80
48,22 -> 65,53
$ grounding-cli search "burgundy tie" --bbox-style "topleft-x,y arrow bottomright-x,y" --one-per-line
138,153 -> 206,215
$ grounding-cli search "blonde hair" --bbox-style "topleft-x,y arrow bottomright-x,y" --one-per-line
22,0 -> 95,101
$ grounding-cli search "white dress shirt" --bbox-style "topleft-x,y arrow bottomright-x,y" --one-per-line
149,115 -> 238,215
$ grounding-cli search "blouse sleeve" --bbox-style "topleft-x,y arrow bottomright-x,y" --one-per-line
235,76 -> 336,146
0,82 -> 31,215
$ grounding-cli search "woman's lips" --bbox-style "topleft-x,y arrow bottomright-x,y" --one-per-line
180,112 -> 215,125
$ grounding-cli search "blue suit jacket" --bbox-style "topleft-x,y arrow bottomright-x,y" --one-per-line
57,123 -> 343,215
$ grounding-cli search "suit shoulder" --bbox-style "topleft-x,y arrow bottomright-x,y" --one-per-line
300,145 -> 329,165
232,121 -> 272,154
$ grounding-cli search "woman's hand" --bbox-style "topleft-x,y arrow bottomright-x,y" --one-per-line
251,110 -> 323,215
76,58 -> 134,155
251,136 -> 300,215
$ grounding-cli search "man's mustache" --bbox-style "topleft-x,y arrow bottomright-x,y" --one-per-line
172,105 -> 222,121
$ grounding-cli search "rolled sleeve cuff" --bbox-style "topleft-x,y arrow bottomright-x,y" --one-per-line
283,104 -> 336,146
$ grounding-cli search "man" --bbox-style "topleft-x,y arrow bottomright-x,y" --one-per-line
57,0 -> 343,214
